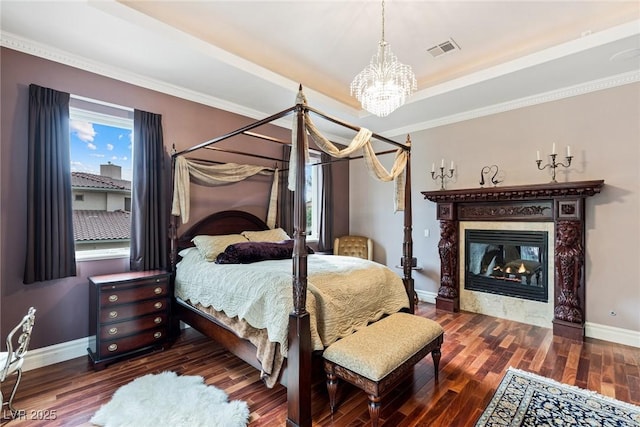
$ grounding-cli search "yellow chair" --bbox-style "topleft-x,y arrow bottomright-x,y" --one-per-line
1,307 -> 36,412
333,236 -> 373,261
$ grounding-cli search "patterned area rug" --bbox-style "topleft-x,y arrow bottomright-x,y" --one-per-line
475,367 -> 640,426
90,371 -> 250,427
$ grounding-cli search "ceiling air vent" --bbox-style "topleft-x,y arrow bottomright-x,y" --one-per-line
427,38 -> 460,58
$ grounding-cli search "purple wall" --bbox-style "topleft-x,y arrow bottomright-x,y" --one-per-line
1,48 -> 349,350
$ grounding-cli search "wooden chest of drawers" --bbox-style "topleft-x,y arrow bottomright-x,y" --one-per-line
88,270 -> 171,370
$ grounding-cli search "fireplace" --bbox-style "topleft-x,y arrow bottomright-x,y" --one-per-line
422,180 -> 605,341
464,229 -> 548,302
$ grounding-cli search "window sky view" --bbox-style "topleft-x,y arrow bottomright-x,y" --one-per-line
70,121 -> 133,181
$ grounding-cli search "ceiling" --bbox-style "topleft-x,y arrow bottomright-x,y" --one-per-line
2,1 -> 639,141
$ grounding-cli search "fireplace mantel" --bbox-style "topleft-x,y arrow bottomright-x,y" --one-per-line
422,180 -> 604,341
422,180 -> 604,203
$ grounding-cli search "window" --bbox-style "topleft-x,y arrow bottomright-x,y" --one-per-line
69,99 -> 134,260
305,150 -> 322,241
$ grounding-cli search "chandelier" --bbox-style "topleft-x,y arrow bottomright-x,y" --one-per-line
350,0 -> 417,117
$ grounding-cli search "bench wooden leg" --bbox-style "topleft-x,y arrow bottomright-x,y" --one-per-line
326,370 -> 338,413
432,347 -> 442,380
368,394 -> 381,427
323,324 -> 444,426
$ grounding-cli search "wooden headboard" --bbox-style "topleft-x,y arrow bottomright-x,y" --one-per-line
177,210 -> 270,250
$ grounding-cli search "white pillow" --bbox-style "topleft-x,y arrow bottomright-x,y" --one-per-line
191,234 -> 249,261
241,228 -> 290,242
178,247 -> 197,258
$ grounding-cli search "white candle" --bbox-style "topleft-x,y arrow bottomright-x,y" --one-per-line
450,160 -> 454,170
536,150 -> 540,161
431,163 -> 435,173
567,145 -> 571,157
441,158 -> 444,168
552,143 -> 556,154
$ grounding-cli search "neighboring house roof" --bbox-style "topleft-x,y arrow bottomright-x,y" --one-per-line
71,172 -> 131,191
73,210 -> 130,241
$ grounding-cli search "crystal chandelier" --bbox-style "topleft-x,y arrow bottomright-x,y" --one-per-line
350,0 -> 417,117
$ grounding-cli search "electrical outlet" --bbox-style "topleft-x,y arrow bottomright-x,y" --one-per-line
424,229 -> 430,237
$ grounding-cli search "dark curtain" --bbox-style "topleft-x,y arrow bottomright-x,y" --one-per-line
317,153 -> 333,252
130,110 -> 168,271
24,84 -> 76,284
278,145 -> 293,236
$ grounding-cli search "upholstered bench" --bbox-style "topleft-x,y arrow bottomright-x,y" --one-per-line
323,312 -> 444,427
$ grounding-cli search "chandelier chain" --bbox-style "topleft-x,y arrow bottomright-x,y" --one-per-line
381,0 -> 385,42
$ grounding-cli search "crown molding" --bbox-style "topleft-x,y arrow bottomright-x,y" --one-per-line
0,32 -> 270,122
3,31 -> 638,139
387,69 -> 640,137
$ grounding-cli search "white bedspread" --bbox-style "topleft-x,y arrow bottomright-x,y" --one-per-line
175,248 -> 409,357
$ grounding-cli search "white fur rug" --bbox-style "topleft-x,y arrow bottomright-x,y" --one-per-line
90,371 -> 250,427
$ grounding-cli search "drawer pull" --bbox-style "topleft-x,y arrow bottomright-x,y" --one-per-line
109,311 -> 118,319
154,332 -> 162,339
108,327 -> 118,335
108,344 -> 118,352
108,294 -> 118,302
154,287 -> 163,295
154,302 -> 163,309
156,278 -> 161,283
154,316 -> 162,324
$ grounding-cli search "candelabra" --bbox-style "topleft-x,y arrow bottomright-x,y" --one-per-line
536,151 -> 573,183
431,160 -> 455,190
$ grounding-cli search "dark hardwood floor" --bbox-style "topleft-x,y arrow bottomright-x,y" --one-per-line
2,303 -> 639,426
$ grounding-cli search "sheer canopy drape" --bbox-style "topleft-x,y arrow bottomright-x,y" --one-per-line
171,156 -> 278,226
290,89 -> 407,212
24,84 -> 76,284
130,109 -> 168,271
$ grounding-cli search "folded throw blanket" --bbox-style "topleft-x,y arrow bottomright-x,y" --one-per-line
216,240 -> 314,264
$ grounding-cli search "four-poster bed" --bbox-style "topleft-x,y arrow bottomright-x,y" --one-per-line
169,88 -> 414,427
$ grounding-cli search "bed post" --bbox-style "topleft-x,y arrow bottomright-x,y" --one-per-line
287,100 -> 312,427
169,153 -> 178,273
401,137 -> 415,313
169,152 -> 182,340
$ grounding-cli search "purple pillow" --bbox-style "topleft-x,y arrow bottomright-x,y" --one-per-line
215,240 -> 314,264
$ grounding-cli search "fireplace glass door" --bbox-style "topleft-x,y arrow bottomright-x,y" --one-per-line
465,229 -> 548,302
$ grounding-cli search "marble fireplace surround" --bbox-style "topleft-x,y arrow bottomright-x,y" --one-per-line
422,180 -> 604,341
459,221 -> 554,329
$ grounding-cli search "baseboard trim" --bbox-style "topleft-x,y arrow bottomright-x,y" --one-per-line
22,310 -> 638,371
416,289 -> 639,348
416,289 -> 438,305
23,323 -> 192,372
585,322 -> 640,348
23,336 -> 91,372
